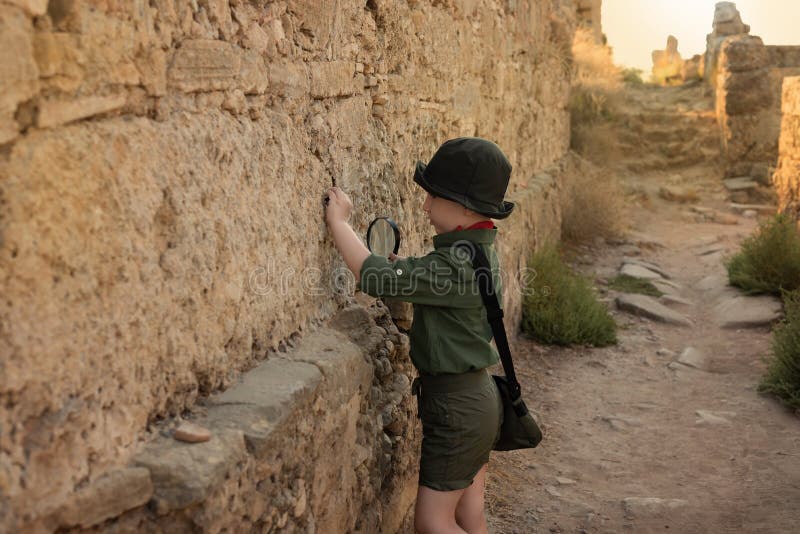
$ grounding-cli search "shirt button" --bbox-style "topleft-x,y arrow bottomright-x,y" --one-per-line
396,269 -> 403,275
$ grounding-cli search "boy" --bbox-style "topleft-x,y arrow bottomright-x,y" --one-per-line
325,137 -> 514,534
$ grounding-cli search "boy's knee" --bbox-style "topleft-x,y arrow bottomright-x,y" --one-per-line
414,514 -> 442,534
455,506 -> 486,532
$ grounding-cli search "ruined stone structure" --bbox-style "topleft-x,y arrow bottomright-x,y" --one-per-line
651,36 -> 683,85
576,0 -> 603,45
773,77 -> 800,217
705,2 -> 750,87
0,1 -> 576,531
714,34 -> 800,177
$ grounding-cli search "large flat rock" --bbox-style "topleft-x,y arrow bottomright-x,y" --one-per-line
620,263 -> 664,281
616,294 -> 693,326
713,295 -> 783,328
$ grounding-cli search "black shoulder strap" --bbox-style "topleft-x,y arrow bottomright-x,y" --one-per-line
457,242 -> 522,400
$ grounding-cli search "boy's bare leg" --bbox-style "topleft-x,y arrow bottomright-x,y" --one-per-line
455,464 -> 489,534
415,486 -> 468,534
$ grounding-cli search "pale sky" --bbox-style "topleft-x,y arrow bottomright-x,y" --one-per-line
603,0 -> 800,72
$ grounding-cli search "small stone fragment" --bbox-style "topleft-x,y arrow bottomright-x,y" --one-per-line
723,177 -> 758,191
173,422 -> 212,443
659,185 -> 698,203
677,347 -> 707,370
695,410 -> 733,425
556,477 -> 577,485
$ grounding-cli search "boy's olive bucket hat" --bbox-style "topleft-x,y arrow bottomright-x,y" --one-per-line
414,137 -> 514,219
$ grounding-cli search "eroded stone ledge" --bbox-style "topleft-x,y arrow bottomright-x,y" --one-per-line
62,302 -> 419,533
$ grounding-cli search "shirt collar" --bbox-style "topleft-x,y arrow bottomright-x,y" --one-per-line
455,220 -> 496,231
432,227 -> 497,248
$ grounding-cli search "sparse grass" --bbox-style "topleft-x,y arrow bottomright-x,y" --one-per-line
522,245 -> 617,347
621,68 -> 645,86
560,155 -> 627,244
759,288 -> 800,412
608,274 -> 663,297
725,214 -> 800,296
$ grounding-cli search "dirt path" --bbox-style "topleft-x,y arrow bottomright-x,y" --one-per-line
485,84 -> 800,533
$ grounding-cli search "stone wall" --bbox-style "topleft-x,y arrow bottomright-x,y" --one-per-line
0,0 -> 576,531
715,36 -> 800,177
576,0 -> 603,45
773,77 -> 800,216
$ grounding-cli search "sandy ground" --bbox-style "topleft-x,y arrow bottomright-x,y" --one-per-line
485,84 -> 800,534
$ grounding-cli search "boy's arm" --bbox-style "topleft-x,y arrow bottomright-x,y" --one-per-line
329,220 -> 370,281
325,186 -> 370,281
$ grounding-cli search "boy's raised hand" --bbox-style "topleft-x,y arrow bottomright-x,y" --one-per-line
325,186 -> 353,225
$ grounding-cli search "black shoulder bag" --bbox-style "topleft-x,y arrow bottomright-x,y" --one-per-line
458,242 -> 543,451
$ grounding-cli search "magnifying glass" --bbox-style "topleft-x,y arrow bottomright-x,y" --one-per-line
366,217 -> 401,257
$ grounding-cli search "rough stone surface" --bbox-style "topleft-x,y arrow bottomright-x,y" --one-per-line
714,34 -> 800,177
0,1 -> 577,530
713,295 -> 784,328
615,294 -> 693,326
705,2 -> 750,86
620,263 -> 663,281
54,468 -> 153,529
652,36 -> 683,85
774,77 -> 800,216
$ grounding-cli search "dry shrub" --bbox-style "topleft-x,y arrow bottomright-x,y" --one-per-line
560,155 -> 627,244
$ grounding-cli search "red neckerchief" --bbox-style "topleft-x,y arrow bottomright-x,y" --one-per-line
455,220 -> 495,231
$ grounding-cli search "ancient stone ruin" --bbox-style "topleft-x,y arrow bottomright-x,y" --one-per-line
703,2 -> 800,184
705,1 -> 750,86
651,36 -> 683,85
0,1 -> 579,531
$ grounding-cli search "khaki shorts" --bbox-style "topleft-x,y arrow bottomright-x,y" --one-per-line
413,368 -> 503,491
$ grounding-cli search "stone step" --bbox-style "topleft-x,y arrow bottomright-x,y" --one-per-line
615,293 -> 693,326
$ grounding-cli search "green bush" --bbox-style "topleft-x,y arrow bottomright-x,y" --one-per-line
522,245 -> 617,347
759,288 -> 800,411
621,68 -> 644,86
608,274 -> 663,297
725,214 -> 800,295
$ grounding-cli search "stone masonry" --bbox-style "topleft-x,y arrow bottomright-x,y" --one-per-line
705,1 -> 750,87
714,34 -> 800,177
0,1 -> 576,531
773,77 -> 800,217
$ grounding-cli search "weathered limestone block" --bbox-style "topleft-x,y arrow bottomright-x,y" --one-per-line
767,46 -> 800,69
53,468 -> 153,529
0,4 -> 39,143
134,431 -> 248,513
268,61 -> 310,97
719,35 -> 768,72
168,39 -> 241,92
37,94 -> 127,128
310,61 -> 360,98
715,35 -> 779,175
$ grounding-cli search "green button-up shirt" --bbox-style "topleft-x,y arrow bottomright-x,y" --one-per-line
358,228 -> 502,375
